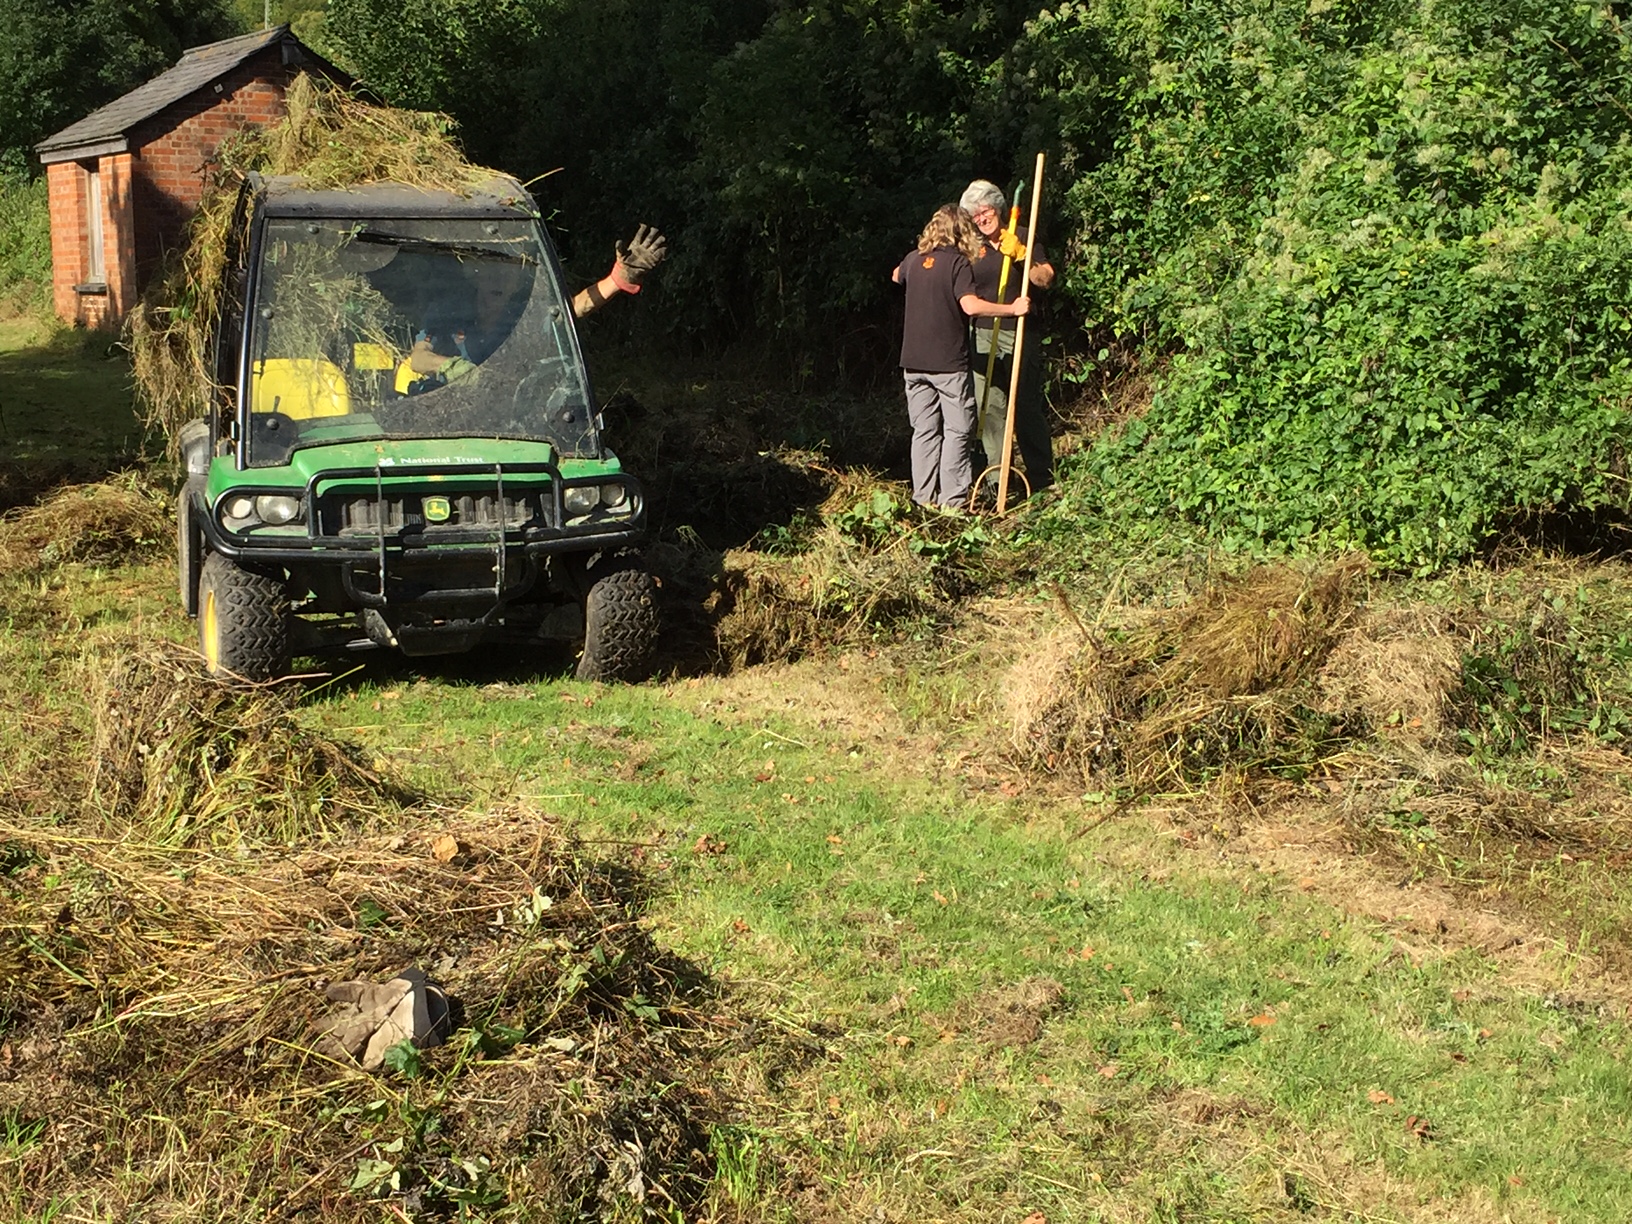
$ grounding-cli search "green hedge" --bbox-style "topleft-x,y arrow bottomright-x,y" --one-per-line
1059,0 -> 1632,569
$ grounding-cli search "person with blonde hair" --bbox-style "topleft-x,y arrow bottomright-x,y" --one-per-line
891,205 -> 1030,508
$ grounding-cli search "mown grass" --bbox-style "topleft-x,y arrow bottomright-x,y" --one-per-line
0,315 -> 147,510
302,664 -> 1632,1222
5,316 -> 1632,1221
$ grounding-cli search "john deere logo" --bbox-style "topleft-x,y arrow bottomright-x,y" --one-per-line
423,496 -> 452,523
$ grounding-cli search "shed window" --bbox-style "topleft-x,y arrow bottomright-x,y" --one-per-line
84,164 -> 105,284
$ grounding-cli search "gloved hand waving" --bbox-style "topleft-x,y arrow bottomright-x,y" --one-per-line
611,224 -> 667,293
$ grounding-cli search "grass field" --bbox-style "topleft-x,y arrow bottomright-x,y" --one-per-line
2,316 -> 1631,1222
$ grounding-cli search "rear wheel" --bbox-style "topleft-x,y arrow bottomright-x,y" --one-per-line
198,552 -> 289,680
575,557 -> 658,681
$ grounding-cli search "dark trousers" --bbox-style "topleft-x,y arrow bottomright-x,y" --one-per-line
971,322 -> 1053,492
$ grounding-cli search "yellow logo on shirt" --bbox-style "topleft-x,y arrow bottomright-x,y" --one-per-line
922,256 -> 935,269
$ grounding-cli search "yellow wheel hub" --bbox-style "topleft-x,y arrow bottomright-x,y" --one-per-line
200,587 -> 221,673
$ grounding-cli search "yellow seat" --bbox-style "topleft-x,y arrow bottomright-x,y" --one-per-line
252,357 -> 350,420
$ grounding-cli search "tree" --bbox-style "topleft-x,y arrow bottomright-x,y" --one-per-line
0,0 -> 239,172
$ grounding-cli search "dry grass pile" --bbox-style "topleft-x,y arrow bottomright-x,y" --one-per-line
1315,606 -> 1464,740
707,475 -> 978,669
78,643 -> 417,847
1009,558 -> 1369,789
0,643 -> 728,1219
131,73 -> 500,447
0,805 -> 722,1220
0,474 -> 169,573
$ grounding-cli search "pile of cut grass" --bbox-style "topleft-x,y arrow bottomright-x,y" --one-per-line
704,473 -> 993,670
131,73 -> 501,448
1008,558 -> 1368,790
0,810 -> 721,1220
0,634 -> 729,1220
82,642 -> 418,846
0,473 -> 169,574
1007,555 -> 1632,931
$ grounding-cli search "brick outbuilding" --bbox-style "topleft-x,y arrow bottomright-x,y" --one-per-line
34,25 -> 345,329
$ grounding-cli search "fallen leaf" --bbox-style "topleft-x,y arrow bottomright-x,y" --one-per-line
1079,944 -> 1095,960
1297,877 -> 1317,891
691,834 -> 727,856
731,918 -> 750,934
1368,1089 -> 1394,1105
1508,1174 -> 1524,1187
1034,1073 -> 1052,1085
804,775 -> 816,784
1021,1214 -> 1048,1224
826,834 -> 844,846
826,1095 -> 842,1117
753,771 -> 773,783
1121,986 -> 1135,1004
1478,1027 -> 1493,1040
1247,1012 -> 1277,1028
938,1028 -> 958,1043
1405,1114 -> 1433,1140
1096,1063 -> 1119,1078
893,1035 -> 913,1048
933,890 -> 949,905
429,834 -> 459,862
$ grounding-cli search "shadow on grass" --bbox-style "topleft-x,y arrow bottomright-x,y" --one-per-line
0,322 -> 148,512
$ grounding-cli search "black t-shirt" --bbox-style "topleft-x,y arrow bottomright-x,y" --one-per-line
969,225 -> 1047,333
897,245 -> 977,372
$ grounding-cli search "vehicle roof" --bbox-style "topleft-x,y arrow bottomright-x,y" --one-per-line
253,173 -> 539,220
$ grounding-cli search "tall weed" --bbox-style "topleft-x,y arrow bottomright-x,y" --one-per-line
0,174 -> 49,309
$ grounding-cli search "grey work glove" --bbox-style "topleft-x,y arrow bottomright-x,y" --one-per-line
612,224 -> 667,289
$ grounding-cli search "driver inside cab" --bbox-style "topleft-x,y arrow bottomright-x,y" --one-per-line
395,223 -> 667,396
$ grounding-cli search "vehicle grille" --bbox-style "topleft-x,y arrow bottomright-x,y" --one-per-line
321,493 -> 538,536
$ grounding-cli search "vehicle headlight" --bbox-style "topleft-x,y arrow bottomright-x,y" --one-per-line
600,483 -> 629,509
563,486 -> 600,514
222,494 -> 257,528
256,494 -> 303,525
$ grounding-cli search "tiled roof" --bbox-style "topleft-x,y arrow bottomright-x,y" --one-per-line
36,25 -> 297,157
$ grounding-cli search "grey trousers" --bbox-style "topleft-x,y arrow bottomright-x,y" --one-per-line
903,370 -> 977,507
972,323 -> 1053,491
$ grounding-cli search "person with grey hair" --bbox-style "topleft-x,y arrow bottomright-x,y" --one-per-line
959,179 -> 1056,493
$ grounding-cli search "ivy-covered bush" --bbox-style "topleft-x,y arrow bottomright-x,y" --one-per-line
1062,0 -> 1632,569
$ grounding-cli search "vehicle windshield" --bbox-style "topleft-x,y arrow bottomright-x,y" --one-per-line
243,217 -> 596,467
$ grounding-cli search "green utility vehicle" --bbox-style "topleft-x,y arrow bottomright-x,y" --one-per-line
177,173 -> 659,681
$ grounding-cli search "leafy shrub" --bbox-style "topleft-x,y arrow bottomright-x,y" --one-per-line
1061,0 -> 1632,569
0,173 -> 49,308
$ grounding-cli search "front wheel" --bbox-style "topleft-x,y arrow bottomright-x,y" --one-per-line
575,557 -> 659,682
198,552 -> 289,681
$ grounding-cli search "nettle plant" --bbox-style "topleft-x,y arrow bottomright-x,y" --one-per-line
1064,0 -> 1632,570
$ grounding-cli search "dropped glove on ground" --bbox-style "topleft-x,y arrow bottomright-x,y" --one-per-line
314,966 -> 450,1070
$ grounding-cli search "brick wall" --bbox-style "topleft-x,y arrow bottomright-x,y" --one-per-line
129,47 -> 294,278
46,161 -> 87,324
46,153 -> 141,328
